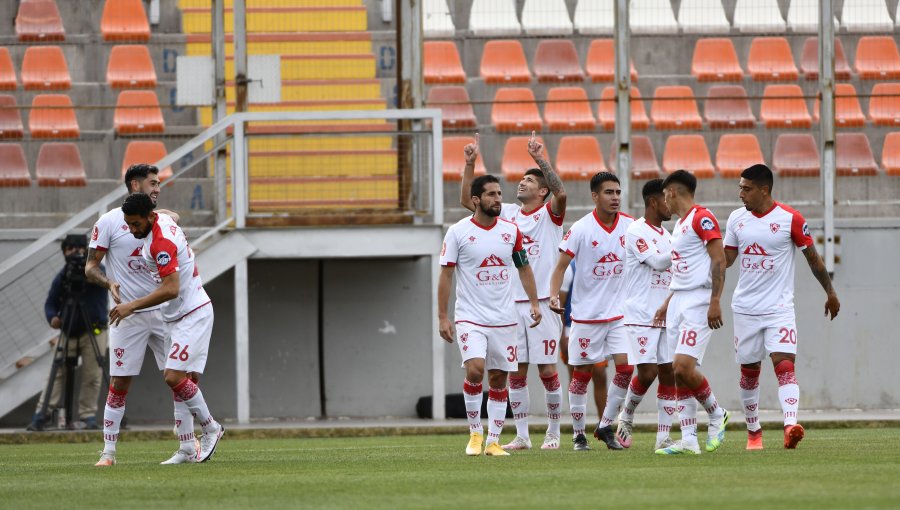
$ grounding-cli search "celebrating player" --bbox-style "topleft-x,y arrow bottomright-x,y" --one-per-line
460,132 -> 566,450
439,174 -> 543,456
724,164 -> 840,450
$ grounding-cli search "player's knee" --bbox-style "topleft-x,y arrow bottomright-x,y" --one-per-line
487,370 -> 507,389
672,360 -> 693,382
109,376 -> 132,393
537,364 -> 556,378
637,364 -> 658,384
163,370 -> 186,388
770,353 -> 795,366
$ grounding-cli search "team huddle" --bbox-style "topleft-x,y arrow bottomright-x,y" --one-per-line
438,134 -> 840,456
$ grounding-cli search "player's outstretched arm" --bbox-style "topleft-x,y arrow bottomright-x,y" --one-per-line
459,133 -> 479,212
437,265 -> 455,343
706,238 -> 726,330
802,243 -> 840,320
109,272 -> 179,325
527,131 -> 567,217
517,264 -> 543,328
85,248 -> 120,304
549,251 -> 573,314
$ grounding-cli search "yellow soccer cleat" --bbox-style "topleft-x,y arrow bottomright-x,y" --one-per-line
466,432 -> 484,456
484,442 -> 510,456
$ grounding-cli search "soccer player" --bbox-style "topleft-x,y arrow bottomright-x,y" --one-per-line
439,174 -> 543,457
549,172 -> 634,451
460,132 -> 566,450
109,192 -> 224,464
653,170 -> 730,456
616,179 -> 678,451
724,164 -> 840,450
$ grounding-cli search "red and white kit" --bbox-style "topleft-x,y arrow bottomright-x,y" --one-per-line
441,216 -> 525,372
559,211 -> 634,365
623,217 -> 673,365
501,202 -> 564,364
666,205 -> 722,365
725,203 -> 814,363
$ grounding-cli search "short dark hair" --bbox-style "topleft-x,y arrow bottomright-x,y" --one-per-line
661,170 -> 697,195
123,164 -> 159,192
589,171 -> 619,193
642,178 -> 665,206
523,168 -> 550,202
121,192 -> 155,217
741,163 -> 774,192
61,234 -> 87,252
471,174 -> 500,199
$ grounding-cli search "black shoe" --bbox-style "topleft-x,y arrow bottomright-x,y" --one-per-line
594,424 -> 624,450
26,413 -> 46,432
573,433 -> 591,451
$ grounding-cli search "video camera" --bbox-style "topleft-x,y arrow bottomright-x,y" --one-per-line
61,234 -> 88,296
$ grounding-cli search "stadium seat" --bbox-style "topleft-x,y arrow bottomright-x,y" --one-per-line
0,144 -> 31,186
469,0 -> 521,36
521,0 -> 573,36
716,134 -> 764,178
598,86 -> 649,131
747,37 -> 798,81
841,0 -> 893,33
788,0 -> 838,33
651,86 -> 703,130
869,83 -> 900,126
691,38 -> 743,82
121,141 -> 172,180
0,95 -> 24,138
502,135 -> 548,181
36,142 -> 86,186
114,90 -> 165,135
426,86 -> 476,130
480,40 -> 531,84
760,85 -> 811,128
773,133 -> 819,176
556,135 -> 606,179
882,132 -> 900,176
733,0 -> 786,33
29,94 -> 79,138
423,0 -> 455,38
631,0 -> 679,34
534,40 -> 584,83
107,45 -> 157,88
0,49 -> 15,91
491,88 -> 543,132
855,36 -> 900,80
16,0 -> 65,42
423,41 -> 466,84
101,0 -> 151,42
705,85 -> 756,129
544,87 -> 596,131
574,0 -> 613,35
662,134 -> 715,178
585,39 -> 637,83
836,133 -> 878,176
677,0 -> 730,34
609,135 -> 661,179
443,136 -> 486,181
800,37 -> 851,80
21,46 -> 71,91
813,83 -> 865,128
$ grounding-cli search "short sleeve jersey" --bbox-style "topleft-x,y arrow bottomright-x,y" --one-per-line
623,217 -> 673,326
500,202 -> 564,302
558,210 -> 634,323
141,213 -> 210,322
724,202 -> 814,315
670,205 -> 722,291
440,217 -> 525,327
89,208 -> 161,309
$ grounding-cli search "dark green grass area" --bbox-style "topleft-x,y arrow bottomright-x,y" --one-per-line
2,428 -> 899,509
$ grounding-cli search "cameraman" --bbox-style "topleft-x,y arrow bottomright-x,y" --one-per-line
27,235 -> 109,431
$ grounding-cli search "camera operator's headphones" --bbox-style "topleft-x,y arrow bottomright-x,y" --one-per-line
61,234 -> 87,252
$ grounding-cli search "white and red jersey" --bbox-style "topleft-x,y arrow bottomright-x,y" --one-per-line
440,216 -> 525,327
559,210 -> 634,323
724,202 -> 815,315
89,208 -> 161,310
500,202 -> 564,302
670,205 -> 722,291
141,213 -> 210,322
623,217 -> 673,326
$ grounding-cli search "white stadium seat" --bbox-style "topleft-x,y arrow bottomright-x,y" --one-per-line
630,0 -> 679,34
733,0 -> 786,33
787,0 -> 838,33
841,0 -> 893,33
521,0 -> 573,36
423,0 -> 455,38
469,0 -> 521,36
677,0 -> 730,34
574,0 -> 614,35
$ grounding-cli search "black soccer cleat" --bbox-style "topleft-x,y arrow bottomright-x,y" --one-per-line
594,423 -> 624,450
573,433 -> 591,451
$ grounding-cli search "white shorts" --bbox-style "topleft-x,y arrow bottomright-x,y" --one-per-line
456,322 -> 517,372
567,320 -> 628,366
666,287 -> 714,366
513,300 -> 563,365
165,304 -> 214,373
109,308 -> 168,376
733,311 -> 798,364
626,325 -> 670,365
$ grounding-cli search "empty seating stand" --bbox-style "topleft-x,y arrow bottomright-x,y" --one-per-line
556,136 -> 606,179
30,94 -> 79,138
426,86 -> 476,130
598,86 -> 649,130
882,132 -> 900,176
692,39 -> 743,82
836,133 -> 878,176
814,83 -> 865,128
36,142 -> 86,186
424,41 -> 466,84
610,135 -> 660,179
114,90 -> 165,135
855,37 -> 900,80
423,0 -> 455,38
800,38 -> 851,80
705,85 -> 755,129
502,135 -> 547,181
534,40 -> 584,83
841,0 -> 893,33
21,46 -> 71,90
107,45 -> 157,88
521,0 -> 573,36
678,0 -> 730,34
574,0 -> 614,35
0,144 -> 31,186
16,0 -> 65,41
469,0 -> 521,36
0,95 -> 25,138
748,38 -> 798,81
0,49 -> 16,91
544,87 -> 596,131
101,0 -> 151,42
480,40 -> 531,84
586,39 -> 637,83
443,136 -> 486,181
651,86 -> 702,130
663,134 -> 715,178
733,0 -> 786,33
869,83 -> 900,126
491,88 -> 543,132
122,141 -> 172,180
716,134 -> 764,178
773,133 -> 819,176
760,85 -> 811,128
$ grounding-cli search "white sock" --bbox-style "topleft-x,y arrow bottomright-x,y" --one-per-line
775,361 -> 800,426
174,396 -> 196,453
656,384 -> 677,444
101,385 -> 127,454
508,375 -> 529,440
568,371 -> 592,437
677,386 -> 698,444
621,375 -> 649,424
541,372 -> 562,438
172,378 -> 218,434
486,388 -> 508,445
600,364 -> 633,427
740,367 -> 762,432
463,379 -> 483,434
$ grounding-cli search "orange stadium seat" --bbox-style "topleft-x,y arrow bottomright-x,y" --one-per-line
502,135 -> 548,182
609,135 -> 661,179
882,132 -> 900,176
556,135 -> 606,180
0,95 -> 24,138
705,85 -> 756,129
691,38 -> 744,82
598,86 -> 649,131
101,0 -> 151,42
114,90 -> 165,135
121,141 -> 172,180
855,36 -> 900,80
760,85 -> 811,128
800,37 -> 851,80
651,86 -> 703,130
480,40 -> 531,84
491,88 -> 543,133
585,39 -> 638,83
423,41 -> 466,84
773,133 -> 819,177
21,46 -> 71,91
662,134 -> 715,178
813,83 -> 865,128
869,83 -> 900,127
443,136 -> 487,181
36,142 -> 86,186
747,37 -> 798,81
836,133 -> 878,176
544,87 -> 596,131
534,40 -> 584,83
0,48 -> 17,91
29,94 -> 79,138
107,45 -> 157,88
16,0 -> 65,42
716,134 -> 765,178
426,86 -> 477,130
0,143 -> 31,186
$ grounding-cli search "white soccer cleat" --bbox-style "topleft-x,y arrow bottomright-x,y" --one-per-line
655,436 -> 677,451
615,416 -> 634,448
501,436 -> 532,451
160,449 -> 198,464
197,423 -> 225,463
540,433 -> 560,450
655,440 -> 701,455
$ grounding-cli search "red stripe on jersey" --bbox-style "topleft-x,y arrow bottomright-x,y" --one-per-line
150,221 -> 180,277
779,202 -> 815,249
546,202 -> 564,226
442,262 -> 457,267
469,217 -> 497,231
725,245 -> 738,251
94,246 -> 108,252
513,227 -> 524,252
691,207 -> 722,243
455,320 -> 517,328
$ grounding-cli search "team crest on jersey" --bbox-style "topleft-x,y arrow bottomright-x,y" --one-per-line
91,226 -> 99,241
636,238 -> 649,253
620,235 -> 625,247
770,223 -> 781,234
578,338 -> 590,349
802,223 -> 810,237
637,336 -> 648,347
700,217 -> 715,231
502,233 -> 512,243
460,333 -> 468,343
479,255 -> 506,267
114,348 -> 124,359
533,214 -> 541,222
156,252 -> 171,266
